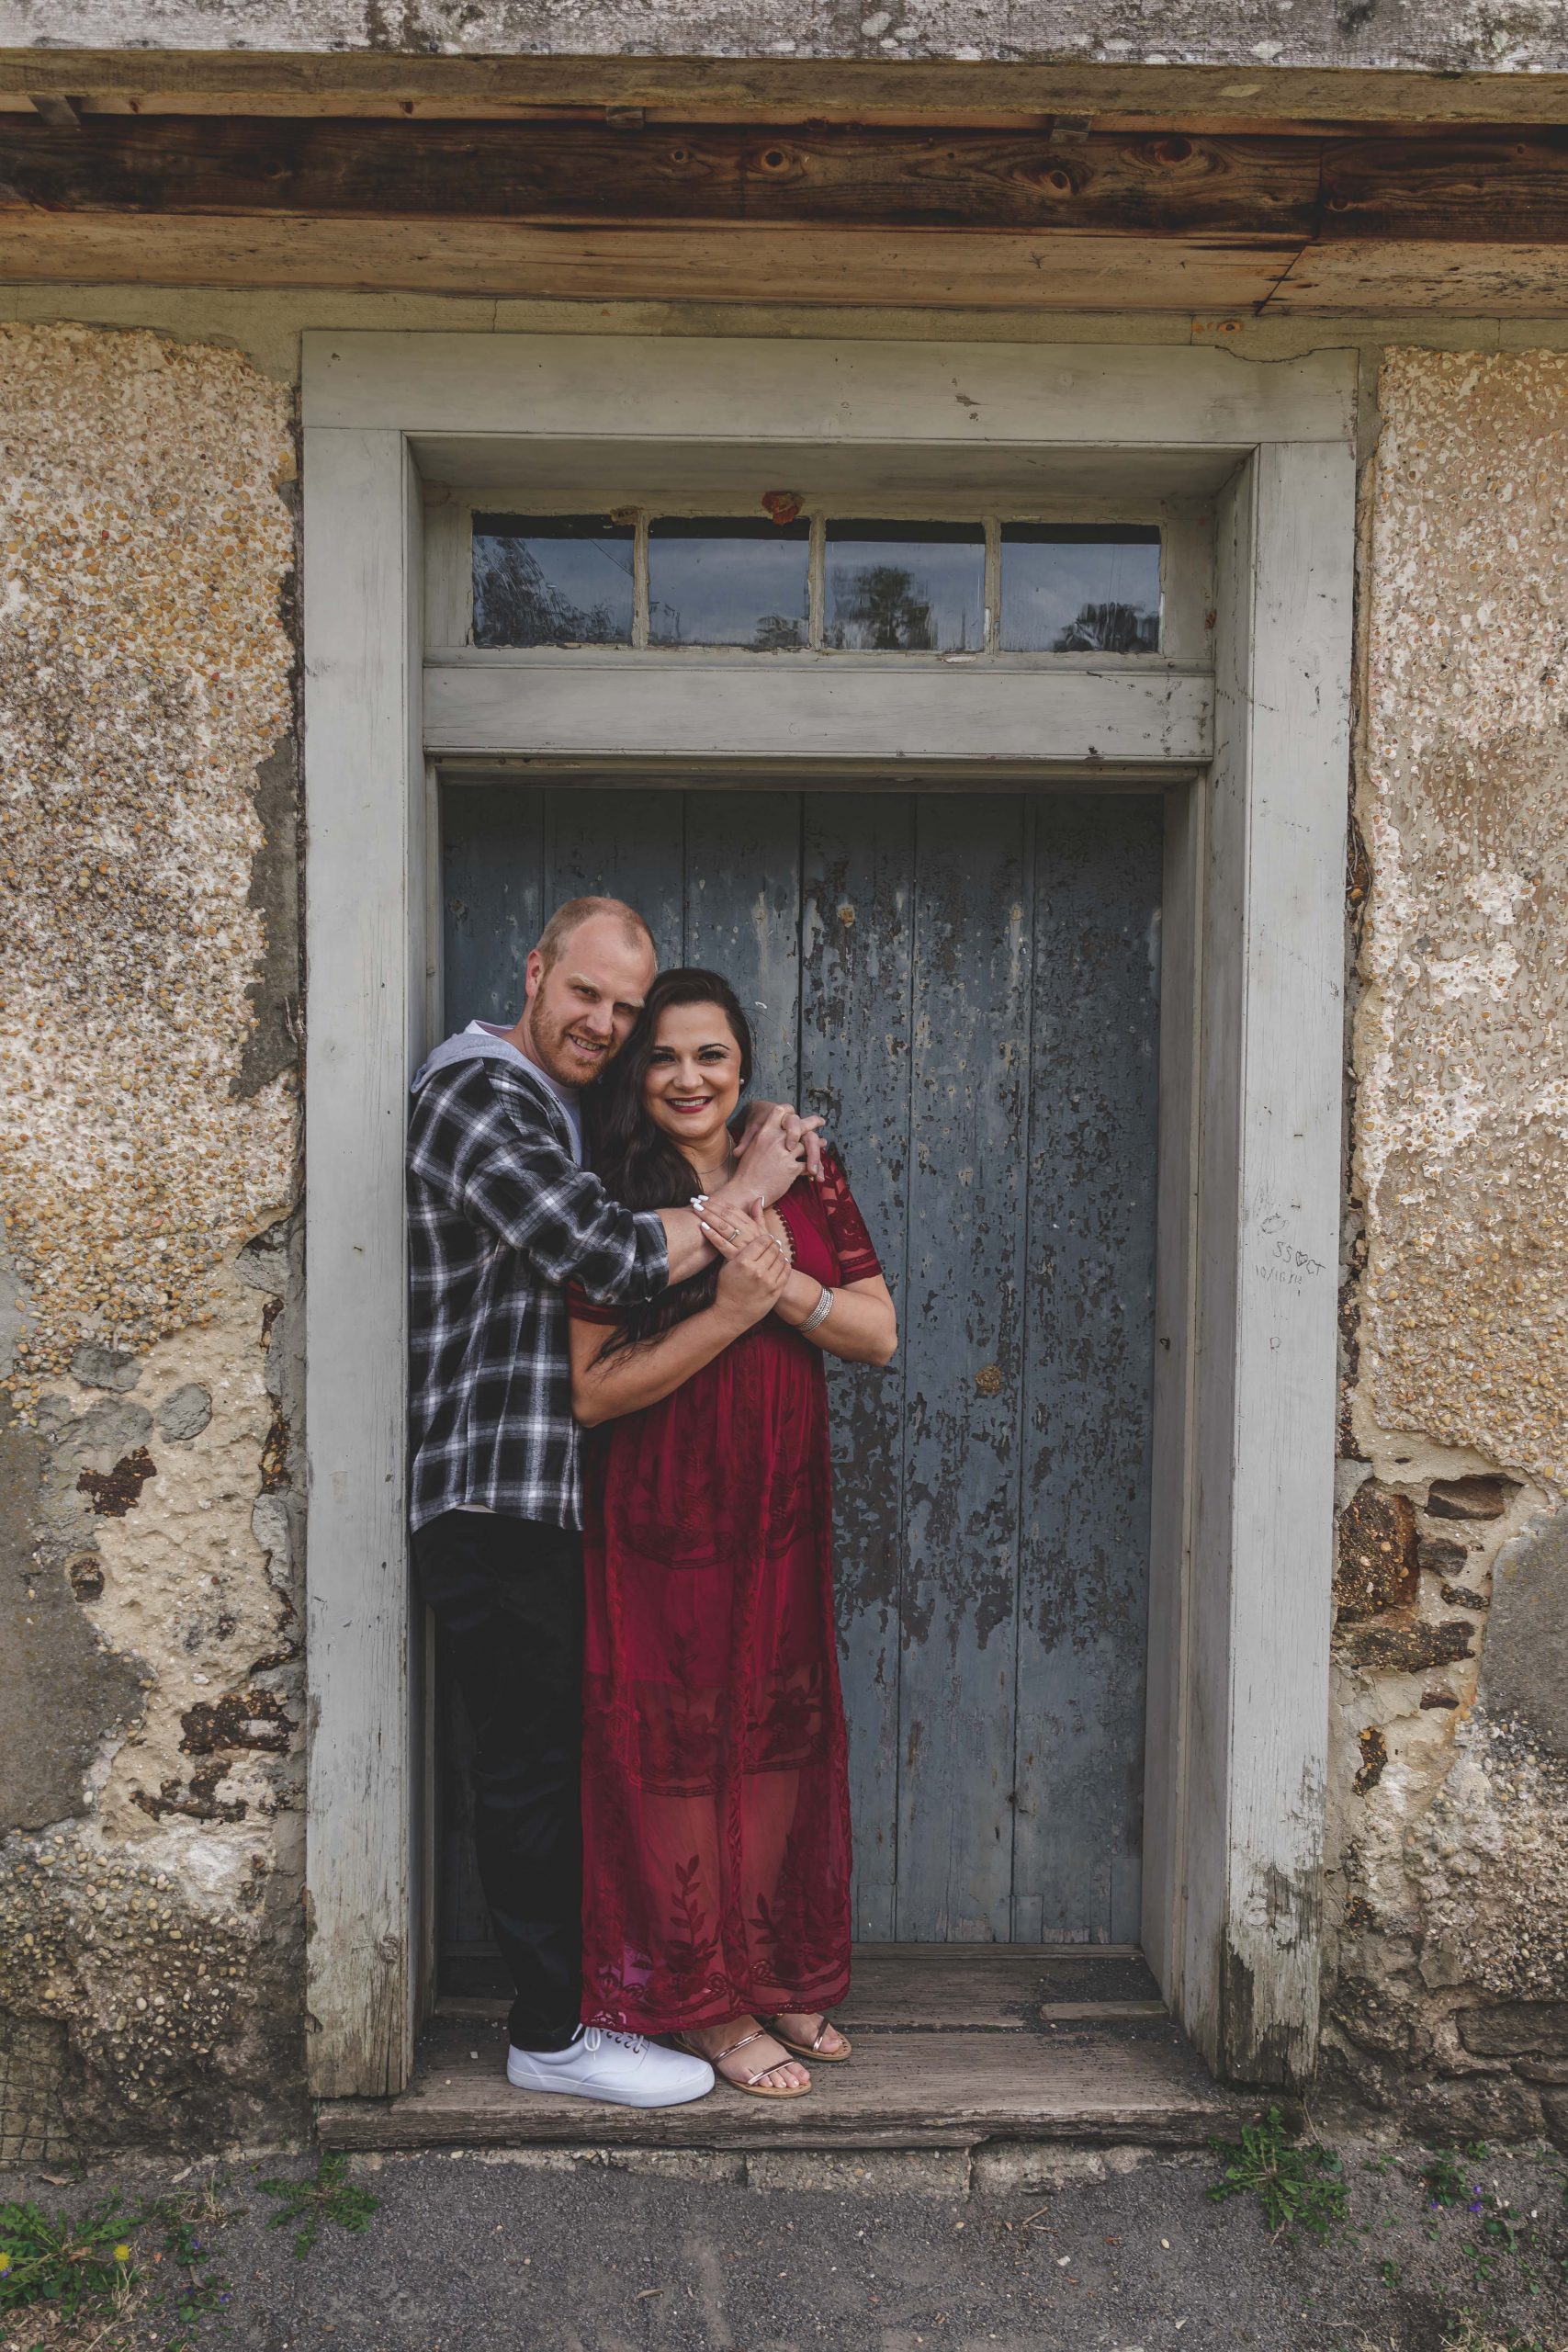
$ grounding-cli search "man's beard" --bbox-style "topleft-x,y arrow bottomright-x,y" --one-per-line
530,1002 -> 616,1089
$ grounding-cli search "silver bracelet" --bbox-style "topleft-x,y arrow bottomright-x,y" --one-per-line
800,1283 -> 834,1334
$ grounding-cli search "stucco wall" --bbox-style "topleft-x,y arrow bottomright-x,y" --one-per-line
0,322 -> 305,2154
1327,348 -> 1568,2145
6,0 -> 1568,75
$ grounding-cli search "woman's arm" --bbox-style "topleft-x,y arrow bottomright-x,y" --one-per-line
774,1270 -> 897,1366
701,1214 -> 897,1367
570,1211 -> 791,1428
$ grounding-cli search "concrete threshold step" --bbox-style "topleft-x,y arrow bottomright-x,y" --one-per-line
318,2014 -> 1249,2155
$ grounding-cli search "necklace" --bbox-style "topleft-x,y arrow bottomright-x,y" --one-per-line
692,1148 -> 737,1183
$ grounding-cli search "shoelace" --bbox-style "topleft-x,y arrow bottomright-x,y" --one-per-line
579,2027 -> 647,2057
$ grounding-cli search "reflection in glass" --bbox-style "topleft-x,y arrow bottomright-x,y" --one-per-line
825,522 -> 985,653
648,518 -> 810,649
1000,525 -> 1161,653
472,514 -> 636,648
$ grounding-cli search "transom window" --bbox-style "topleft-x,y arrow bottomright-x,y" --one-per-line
470,512 -> 1162,655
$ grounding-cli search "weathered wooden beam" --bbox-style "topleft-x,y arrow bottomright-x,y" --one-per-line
5,51 -> 1568,129
12,208 -> 1568,315
0,209 -> 1296,313
7,119 -> 1568,247
0,119 -> 1320,237
1320,128 -> 1568,242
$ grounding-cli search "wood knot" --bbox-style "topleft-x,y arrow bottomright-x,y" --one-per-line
975,1364 -> 1004,1397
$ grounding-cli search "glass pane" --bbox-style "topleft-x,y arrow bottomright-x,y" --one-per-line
825,522 -> 985,653
648,517 -> 810,650
1000,525 -> 1161,653
472,513 -> 635,648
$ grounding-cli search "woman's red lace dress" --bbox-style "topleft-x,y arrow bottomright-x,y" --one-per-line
572,1155 -> 882,2034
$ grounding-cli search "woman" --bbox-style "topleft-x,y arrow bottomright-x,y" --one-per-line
569,968 -> 897,2098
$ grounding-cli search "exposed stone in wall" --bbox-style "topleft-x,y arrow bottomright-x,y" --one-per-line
0,323 -> 305,2152
1336,1480 -> 1419,1621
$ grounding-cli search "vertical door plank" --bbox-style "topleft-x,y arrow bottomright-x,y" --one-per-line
800,793 -> 916,1943
1013,795 -> 1163,1945
441,783 -> 544,1027
1142,782 -> 1204,2005
543,783 -> 686,972
682,792 -> 803,1109
897,795 -> 1032,1943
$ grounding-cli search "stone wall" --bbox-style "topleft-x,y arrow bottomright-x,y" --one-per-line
1326,348 -> 1568,2147
0,323 -> 305,2154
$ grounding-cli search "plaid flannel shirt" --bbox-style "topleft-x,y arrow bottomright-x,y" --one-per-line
407,1045 -> 669,1531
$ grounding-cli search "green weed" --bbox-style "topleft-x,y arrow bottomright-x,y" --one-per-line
1206,2105 -> 1349,2245
254,2154 -> 378,2260
1424,2144 -> 1492,2211
0,2197 -> 137,2320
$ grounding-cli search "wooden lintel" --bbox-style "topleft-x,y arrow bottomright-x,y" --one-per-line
10,209 -> 1568,316
7,119 -> 1568,248
6,51 -> 1568,130
0,119 -> 1322,238
0,210 -> 1295,315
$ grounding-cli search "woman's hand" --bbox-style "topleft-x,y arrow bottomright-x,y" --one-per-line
705,1199 -> 792,1331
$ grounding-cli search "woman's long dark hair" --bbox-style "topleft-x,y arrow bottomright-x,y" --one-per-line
588,967 -> 754,1352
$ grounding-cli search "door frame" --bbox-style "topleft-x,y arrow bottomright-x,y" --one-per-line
300,330 -> 1356,2098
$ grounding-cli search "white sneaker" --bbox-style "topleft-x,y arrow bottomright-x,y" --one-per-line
506,2027 -> 715,2109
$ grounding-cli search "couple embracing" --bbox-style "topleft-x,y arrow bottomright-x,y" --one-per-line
407,895 -> 897,2108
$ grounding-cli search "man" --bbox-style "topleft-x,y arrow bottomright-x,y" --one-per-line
407,895 -> 818,2109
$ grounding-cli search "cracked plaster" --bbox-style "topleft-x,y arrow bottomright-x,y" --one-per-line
1354,348 -> 1568,1491
1329,349 -> 1568,2126
0,322 -> 297,1402
0,322 -> 306,2150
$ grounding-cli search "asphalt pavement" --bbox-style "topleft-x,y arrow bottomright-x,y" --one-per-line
3,2132 -> 1566,2352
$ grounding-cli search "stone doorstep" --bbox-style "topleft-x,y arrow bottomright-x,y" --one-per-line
341,2143 -> 1213,2198
317,2019 -> 1250,2158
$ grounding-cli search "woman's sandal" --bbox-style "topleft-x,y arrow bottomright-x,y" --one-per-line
762,2013 -> 853,2064
676,2027 -> 813,2100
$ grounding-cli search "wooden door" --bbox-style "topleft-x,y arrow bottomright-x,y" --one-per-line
437,779 -> 1161,1962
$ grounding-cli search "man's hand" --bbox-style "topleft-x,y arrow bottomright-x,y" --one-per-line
736,1099 -> 827,1184
706,1117 -> 806,1218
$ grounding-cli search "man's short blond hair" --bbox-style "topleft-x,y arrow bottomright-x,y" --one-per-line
536,895 -> 654,975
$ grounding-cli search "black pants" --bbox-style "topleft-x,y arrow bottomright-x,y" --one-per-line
414,1510 -> 584,2052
